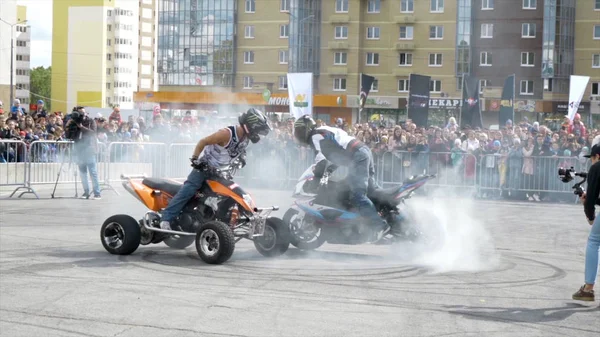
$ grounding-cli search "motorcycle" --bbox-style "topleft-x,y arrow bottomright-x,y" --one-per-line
283,164 -> 436,250
100,157 -> 290,264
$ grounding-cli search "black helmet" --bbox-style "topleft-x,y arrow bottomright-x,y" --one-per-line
239,108 -> 271,143
293,115 -> 316,145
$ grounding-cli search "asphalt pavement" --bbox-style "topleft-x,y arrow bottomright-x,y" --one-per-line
0,185 -> 599,337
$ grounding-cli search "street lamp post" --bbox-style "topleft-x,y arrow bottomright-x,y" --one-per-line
0,18 -> 28,106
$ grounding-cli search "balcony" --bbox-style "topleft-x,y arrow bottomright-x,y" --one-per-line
328,67 -> 348,76
328,41 -> 349,49
394,16 -> 416,24
329,15 -> 350,24
395,42 -> 415,50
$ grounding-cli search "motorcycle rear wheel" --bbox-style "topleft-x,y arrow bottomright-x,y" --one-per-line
283,208 -> 326,251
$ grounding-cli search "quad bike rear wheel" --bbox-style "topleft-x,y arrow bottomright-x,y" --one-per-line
253,217 -> 290,257
100,214 -> 141,255
163,236 -> 195,249
283,208 -> 325,251
195,221 -> 235,264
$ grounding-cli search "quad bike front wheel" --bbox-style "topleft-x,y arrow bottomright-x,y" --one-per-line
195,221 -> 235,264
163,236 -> 195,249
100,214 -> 141,255
283,208 -> 325,251
253,217 -> 290,257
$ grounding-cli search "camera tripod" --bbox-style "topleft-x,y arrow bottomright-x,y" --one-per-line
51,144 -> 79,199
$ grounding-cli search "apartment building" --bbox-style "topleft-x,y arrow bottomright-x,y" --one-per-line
139,0 -> 158,92
0,0 -> 18,106
575,0 -> 600,115
52,0 -> 141,113
15,5 -> 31,106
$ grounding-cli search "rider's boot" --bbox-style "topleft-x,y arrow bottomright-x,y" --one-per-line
159,221 -> 172,230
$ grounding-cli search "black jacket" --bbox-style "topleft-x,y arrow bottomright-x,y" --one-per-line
584,161 -> 600,221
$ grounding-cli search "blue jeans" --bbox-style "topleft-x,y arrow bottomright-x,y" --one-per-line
161,168 -> 206,222
77,151 -> 100,197
347,146 -> 387,230
585,215 -> 600,285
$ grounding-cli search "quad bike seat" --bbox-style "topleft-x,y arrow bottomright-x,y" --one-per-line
142,178 -> 182,196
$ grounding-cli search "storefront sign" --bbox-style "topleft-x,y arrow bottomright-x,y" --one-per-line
266,96 -> 290,106
346,96 -> 399,109
515,100 -> 536,113
428,98 -> 461,109
552,101 -> 588,114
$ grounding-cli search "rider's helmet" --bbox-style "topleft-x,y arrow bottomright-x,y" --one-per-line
293,115 -> 317,146
239,108 -> 271,143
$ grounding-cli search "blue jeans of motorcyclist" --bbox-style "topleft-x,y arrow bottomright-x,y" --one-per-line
584,215 -> 600,285
161,168 -> 206,222
77,151 -> 101,197
348,146 -> 387,231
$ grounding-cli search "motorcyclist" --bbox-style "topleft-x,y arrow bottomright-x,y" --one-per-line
160,108 -> 271,230
293,115 -> 390,243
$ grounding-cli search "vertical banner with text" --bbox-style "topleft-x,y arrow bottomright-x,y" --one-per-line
567,75 -> 591,121
461,75 -> 483,129
498,74 -> 515,127
286,72 -> 313,119
407,74 -> 431,127
359,73 -> 376,123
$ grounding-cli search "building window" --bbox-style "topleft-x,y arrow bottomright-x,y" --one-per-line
245,26 -> 254,38
371,79 -> 379,92
279,50 -> 289,64
480,52 -> 492,66
596,0 -> 600,10
278,76 -> 288,90
429,25 -> 444,39
522,0 -> 536,9
429,53 -> 443,66
398,79 -> 410,92
521,52 -> 534,66
592,82 -> 599,95
245,0 -> 255,13
520,80 -> 534,95
401,0 -> 414,12
334,52 -> 347,65
367,27 -> 380,39
106,83 -> 111,90
107,53 -> 112,61
107,9 -> 112,16
482,0 -> 494,10
243,76 -> 254,89
595,25 -> 600,39
106,68 -> 111,75
399,26 -> 414,39
244,51 -> 254,64
368,0 -> 381,13
479,80 -> 490,93
593,54 -> 600,68
366,52 -> 380,66
280,0 -> 290,12
107,24 -> 111,32
334,78 -> 347,91
280,24 -> 289,38
430,80 -> 442,93
336,0 -> 349,13
335,26 -> 348,39
456,77 -> 463,91
16,41 -> 26,47
431,0 -> 444,13
399,53 -> 413,66
522,23 -> 536,38
481,24 -> 494,38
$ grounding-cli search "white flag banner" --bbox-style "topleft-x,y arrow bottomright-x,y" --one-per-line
287,72 -> 313,119
567,75 -> 590,121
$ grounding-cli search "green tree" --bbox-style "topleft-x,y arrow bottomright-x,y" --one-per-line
30,66 -> 51,111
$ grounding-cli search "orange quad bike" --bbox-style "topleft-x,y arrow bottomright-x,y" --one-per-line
99,158 -> 290,264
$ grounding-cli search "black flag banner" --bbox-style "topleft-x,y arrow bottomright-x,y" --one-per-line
498,75 -> 515,127
359,73 -> 375,110
460,75 -> 483,128
407,74 -> 431,127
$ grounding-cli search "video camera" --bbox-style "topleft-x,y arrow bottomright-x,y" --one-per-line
558,167 -> 587,197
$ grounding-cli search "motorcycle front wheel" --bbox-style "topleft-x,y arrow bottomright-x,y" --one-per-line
283,208 -> 326,251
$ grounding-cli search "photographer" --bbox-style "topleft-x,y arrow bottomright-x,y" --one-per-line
66,106 -> 101,200
573,144 -> 600,301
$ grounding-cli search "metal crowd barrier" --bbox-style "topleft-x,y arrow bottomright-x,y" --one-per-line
0,140 -> 594,200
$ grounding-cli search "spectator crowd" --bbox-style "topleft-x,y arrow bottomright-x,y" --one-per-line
0,98 -> 594,202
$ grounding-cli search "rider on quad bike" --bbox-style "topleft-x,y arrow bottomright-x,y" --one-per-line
293,115 -> 390,243
160,108 -> 272,230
